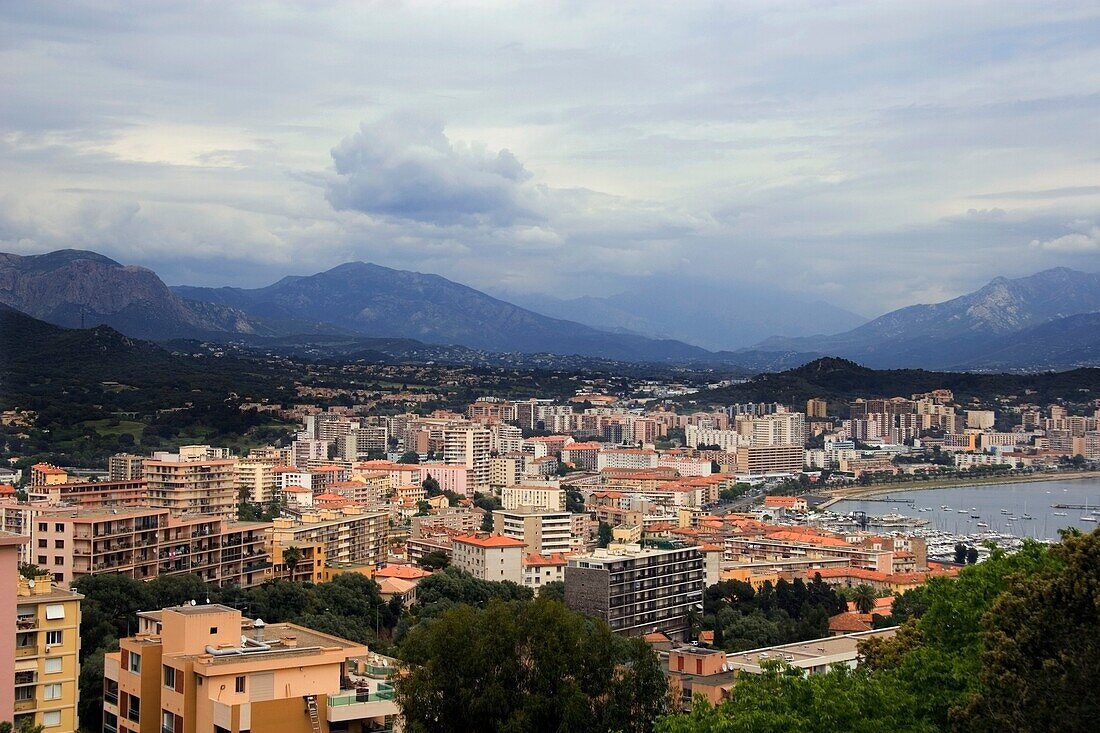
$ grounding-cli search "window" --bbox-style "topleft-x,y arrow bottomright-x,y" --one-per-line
54,539 -> 64,549
37,555 -> 46,565
15,687 -> 33,702
235,676 -> 246,693
53,572 -> 63,584
38,539 -> 47,548
209,626 -> 218,634
127,651 -> 141,673
127,695 -> 140,723
45,630 -> 63,646
163,665 -> 175,689
43,711 -> 61,728
162,710 -> 180,733
44,683 -> 62,700
44,657 -> 63,674
37,523 -> 47,532
53,556 -> 63,566
54,523 -> 64,532
45,604 -> 65,620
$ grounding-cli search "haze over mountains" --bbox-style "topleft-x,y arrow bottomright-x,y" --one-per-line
1,249 -> 1099,372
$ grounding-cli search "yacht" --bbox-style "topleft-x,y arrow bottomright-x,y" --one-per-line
1081,516 -> 1098,523
1053,511 -> 1067,517
1021,514 -> 1034,520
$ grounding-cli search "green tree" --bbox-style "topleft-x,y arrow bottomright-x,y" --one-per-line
418,550 -> 451,571
399,451 -> 421,464
957,529 -> 1100,732
852,584 -> 877,615
422,476 -> 441,497
282,545 -> 303,576
538,580 -> 565,603
396,597 -> 667,733
954,542 -> 967,564
18,562 -> 44,579
565,488 -> 586,513
597,521 -> 613,548
415,499 -> 431,516
966,546 -> 979,564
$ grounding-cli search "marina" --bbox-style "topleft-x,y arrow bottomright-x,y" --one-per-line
825,478 -> 1100,541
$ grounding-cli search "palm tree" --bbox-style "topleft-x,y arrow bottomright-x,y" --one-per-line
283,546 -> 303,577
852,584 -> 877,615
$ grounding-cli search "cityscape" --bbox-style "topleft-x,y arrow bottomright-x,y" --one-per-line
1,3 -> 1098,733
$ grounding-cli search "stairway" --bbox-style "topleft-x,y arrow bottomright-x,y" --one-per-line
305,694 -> 322,733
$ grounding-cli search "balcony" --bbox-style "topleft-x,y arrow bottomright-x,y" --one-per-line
326,683 -> 398,724
15,670 -> 37,685
16,645 -> 37,658
14,698 -> 35,713
104,690 -> 119,706
16,617 -> 38,630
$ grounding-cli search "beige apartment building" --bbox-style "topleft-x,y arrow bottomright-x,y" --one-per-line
236,458 -> 278,504
14,573 -> 83,733
108,454 -> 146,482
500,484 -> 566,512
268,508 -> 388,569
443,424 -> 491,491
105,604 -> 397,733
143,451 -> 238,519
734,445 -> 805,475
489,454 -> 525,488
26,507 -> 270,589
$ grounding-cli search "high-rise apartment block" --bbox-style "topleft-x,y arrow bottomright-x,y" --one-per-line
565,545 -> 704,641
143,451 -> 238,519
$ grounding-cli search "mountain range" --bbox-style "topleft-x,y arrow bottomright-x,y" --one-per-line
1,249 -> 1098,371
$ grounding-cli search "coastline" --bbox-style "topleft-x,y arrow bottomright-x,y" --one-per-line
818,471 -> 1100,508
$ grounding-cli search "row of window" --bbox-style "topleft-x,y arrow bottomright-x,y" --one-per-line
15,682 -> 64,700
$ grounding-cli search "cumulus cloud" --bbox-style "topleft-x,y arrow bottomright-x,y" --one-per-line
326,114 -> 539,227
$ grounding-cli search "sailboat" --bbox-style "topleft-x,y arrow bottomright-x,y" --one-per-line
1082,498 -> 1097,522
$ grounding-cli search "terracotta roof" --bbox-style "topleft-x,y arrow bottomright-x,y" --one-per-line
377,577 -> 418,594
643,631 -> 670,643
523,552 -> 568,567
374,565 -> 433,579
453,533 -> 526,548
828,612 -> 873,633
0,484 -> 16,494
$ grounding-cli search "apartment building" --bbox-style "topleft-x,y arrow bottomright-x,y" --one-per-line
25,507 -> 271,589
597,449 -> 659,471
565,545 -> 704,641
492,507 -> 572,555
443,425 -> 491,491
0,532 -> 25,723
723,533 -> 894,574
806,398 -> 828,419
268,508 -> 388,569
560,441 -> 601,471
108,454 -> 146,482
451,534 -> 525,584
500,484 -> 566,512
522,553 -> 567,594
418,463 -> 470,497
236,458 -> 278,504
684,425 -> 740,452
27,478 -> 148,510
489,454 -> 525,488
339,426 -> 389,460
104,604 -> 397,733
143,451 -> 238,519
14,573 -> 83,733
734,445 -> 805,475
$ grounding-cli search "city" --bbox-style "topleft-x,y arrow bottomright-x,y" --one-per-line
1,2 -> 1098,732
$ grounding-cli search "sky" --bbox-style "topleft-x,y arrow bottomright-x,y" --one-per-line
0,1 -> 1098,318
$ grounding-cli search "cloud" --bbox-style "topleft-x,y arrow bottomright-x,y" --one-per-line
1030,223 -> 1100,251
326,113 -> 539,227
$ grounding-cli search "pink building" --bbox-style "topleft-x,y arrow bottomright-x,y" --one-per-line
0,532 -> 29,721
419,463 -> 470,497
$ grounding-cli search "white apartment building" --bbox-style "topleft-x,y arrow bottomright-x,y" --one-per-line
684,425 -> 740,452
597,449 -> 659,471
451,534 -> 525,583
493,508 -> 573,555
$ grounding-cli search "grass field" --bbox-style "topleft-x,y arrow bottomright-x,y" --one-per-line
83,418 -> 146,439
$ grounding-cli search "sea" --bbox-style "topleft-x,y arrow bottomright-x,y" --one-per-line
827,479 -> 1100,540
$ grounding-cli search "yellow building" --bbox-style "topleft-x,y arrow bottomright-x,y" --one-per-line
104,604 -> 398,733
15,573 -> 83,732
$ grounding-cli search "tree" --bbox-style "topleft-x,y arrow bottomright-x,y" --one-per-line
480,510 -> 494,532
399,451 -> 421,464
18,562 -> 44,579
415,500 -> 431,516
418,550 -> 451,571
597,521 -> 613,548
283,546 -> 303,576
954,542 -> 967,564
966,546 -> 979,564
852,584 -> 877,615
565,488 -> 586,513
422,476 -> 441,497
396,597 -> 667,733
538,581 -> 565,603
957,529 -> 1100,732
